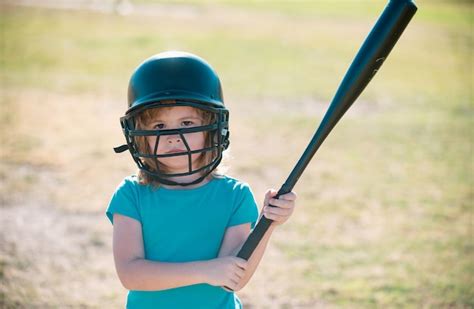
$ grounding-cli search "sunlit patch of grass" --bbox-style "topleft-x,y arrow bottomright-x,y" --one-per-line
274,226 -> 473,307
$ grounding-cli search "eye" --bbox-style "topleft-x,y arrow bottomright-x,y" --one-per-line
153,123 -> 165,129
181,120 -> 195,127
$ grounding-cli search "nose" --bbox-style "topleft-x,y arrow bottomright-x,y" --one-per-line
166,134 -> 182,144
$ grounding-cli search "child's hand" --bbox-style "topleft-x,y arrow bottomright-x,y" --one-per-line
262,189 -> 297,226
202,256 -> 248,291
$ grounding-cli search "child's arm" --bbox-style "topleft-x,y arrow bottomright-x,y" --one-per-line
218,190 -> 297,291
112,214 -> 248,291
218,222 -> 276,291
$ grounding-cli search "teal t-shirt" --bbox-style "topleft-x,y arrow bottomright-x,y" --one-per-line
106,175 -> 259,309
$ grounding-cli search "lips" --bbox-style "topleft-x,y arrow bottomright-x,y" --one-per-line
166,149 -> 186,154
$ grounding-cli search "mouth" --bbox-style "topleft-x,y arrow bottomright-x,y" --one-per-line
166,149 -> 187,154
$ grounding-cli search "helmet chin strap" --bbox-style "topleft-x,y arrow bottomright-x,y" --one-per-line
114,144 -> 129,153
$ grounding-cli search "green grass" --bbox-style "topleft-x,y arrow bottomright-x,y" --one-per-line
1,1 -> 472,308
2,2 -> 472,105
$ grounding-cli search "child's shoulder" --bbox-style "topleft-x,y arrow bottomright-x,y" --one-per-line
114,174 -> 141,192
214,174 -> 252,192
121,174 -> 140,185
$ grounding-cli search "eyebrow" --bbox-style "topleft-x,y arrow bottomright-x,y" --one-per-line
179,116 -> 202,120
151,116 -> 202,123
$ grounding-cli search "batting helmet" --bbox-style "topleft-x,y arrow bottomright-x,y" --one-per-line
114,51 -> 230,186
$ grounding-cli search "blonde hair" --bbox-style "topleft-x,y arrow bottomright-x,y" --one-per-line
134,102 -> 226,186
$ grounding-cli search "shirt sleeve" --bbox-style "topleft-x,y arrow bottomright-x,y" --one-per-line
228,183 -> 259,229
106,177 -> 141,225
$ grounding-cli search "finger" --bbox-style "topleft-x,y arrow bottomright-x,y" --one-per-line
228,277 -> 239,290
263,189 -> 276,206
263,206 -> 293,220
234,258 -> 248,270
223,280 -> 237,291
234,267 -> 246,279
279,191 -> 297,201
264,205 -> 292,216
264,211 -> 289,223
268,198 -> 294,209
222,286 -> 233,292
264,211 -> 290,223
233,266 -> 245,278
263,191 -> 270,207
263,211 -> 280,221
231,272 -> 242,283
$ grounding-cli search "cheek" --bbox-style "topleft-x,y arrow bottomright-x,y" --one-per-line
147,136 -> 158,152
187,132 -> 206,148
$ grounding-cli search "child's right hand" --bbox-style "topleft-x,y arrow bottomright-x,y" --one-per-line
202,256 -> 248,291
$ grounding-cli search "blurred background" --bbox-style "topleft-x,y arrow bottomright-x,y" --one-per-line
0,0 -> 472,308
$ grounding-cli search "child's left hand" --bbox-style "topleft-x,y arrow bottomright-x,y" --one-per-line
262,189 -> 297,226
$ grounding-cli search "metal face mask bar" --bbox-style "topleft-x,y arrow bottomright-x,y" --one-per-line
114,101 -> 229,186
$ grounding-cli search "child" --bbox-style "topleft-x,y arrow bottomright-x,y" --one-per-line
108,51 -> 297,308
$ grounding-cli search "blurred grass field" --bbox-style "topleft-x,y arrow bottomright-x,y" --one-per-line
0,0 -> 472,308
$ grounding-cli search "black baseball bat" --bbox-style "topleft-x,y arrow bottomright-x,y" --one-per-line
237,0 -> 417,261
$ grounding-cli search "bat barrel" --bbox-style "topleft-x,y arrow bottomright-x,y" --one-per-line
282,0 -> 417,193
236,0 -> 417,262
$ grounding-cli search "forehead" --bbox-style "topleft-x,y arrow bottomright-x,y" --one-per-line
149,106 -> 201,119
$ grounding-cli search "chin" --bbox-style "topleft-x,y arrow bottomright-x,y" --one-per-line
159,156 -> 202,172
159,162 -> 196,174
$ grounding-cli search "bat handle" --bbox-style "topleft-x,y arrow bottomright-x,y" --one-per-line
236,216 -> 273,260
236,184 -> 292,260
222,218 -> 272,291
221,185 -> 292,291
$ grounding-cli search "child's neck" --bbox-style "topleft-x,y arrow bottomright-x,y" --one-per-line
161,173 -> 212,190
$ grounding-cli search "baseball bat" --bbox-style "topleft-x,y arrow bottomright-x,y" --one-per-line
237,0 -> 417,261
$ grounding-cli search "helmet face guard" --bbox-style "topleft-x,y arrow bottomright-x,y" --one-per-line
117,100 -> 229,186
114,51 -> 230,186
